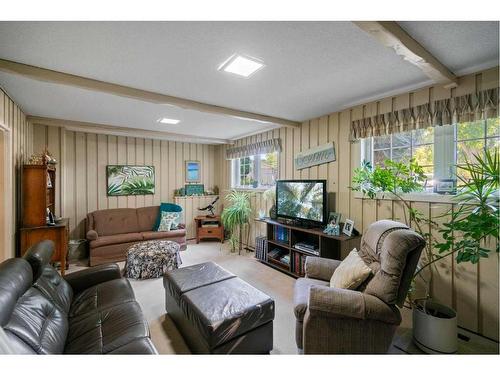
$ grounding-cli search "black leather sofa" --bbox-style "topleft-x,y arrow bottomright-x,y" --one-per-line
0,240 -> 157,354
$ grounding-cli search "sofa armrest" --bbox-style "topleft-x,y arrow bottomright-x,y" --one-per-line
64,263 -> 122,294
305,257 -> 341,281
308,285 -> 401,325
86,230 -> 98,241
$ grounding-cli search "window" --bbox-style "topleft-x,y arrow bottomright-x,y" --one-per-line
232,152 -> 278,189
362,118 -> 500,193
364,127 -> 435,191
456,118 -> 500,183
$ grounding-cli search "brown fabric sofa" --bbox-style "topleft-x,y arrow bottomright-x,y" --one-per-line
86,206 -> 187,266
293,220 -> 425,354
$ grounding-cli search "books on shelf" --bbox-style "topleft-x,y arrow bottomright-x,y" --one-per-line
280,254 -> 290,265
293,252 -> 308,277
255,236 -> 267,261
274,226 -> 289,243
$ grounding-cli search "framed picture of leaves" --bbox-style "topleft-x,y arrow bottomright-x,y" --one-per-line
106,165 -> 155,196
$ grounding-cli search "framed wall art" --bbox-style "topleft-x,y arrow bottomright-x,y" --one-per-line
106,165 -> 155,196
185,160 -> 201,183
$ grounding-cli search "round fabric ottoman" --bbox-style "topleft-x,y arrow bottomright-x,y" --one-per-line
125,240 -> 182,279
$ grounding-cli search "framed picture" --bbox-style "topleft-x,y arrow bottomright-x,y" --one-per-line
185,160 -> 201,183
106,165 -> 155,196
434,179 -> 457,195
343,219 -> 354,236
328,212 -> 342,226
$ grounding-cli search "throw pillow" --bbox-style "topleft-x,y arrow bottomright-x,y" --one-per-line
157,212 -> 174,232
154,203 -> 183,231
157,211 -> 181,231
330,248 -> 372,290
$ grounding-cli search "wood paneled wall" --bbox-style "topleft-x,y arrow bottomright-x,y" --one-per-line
219,66 -> 499,340
0,88 -> 32,260
32,124 -> 218,240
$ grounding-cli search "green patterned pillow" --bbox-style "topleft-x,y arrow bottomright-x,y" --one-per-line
157,211 -> 182,231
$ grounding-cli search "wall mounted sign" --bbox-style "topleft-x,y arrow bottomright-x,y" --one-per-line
294,142 -> 336,170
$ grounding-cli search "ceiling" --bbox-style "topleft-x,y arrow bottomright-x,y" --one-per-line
0,21 -> 498,143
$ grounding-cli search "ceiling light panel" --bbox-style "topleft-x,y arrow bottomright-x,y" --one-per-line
158,117 -> 180,124
218,54 -> 265,78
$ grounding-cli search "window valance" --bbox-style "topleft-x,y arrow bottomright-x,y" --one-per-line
350,87 -> 498,141
226,138 -> 282,159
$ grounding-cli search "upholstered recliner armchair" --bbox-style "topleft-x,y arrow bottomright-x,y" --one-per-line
293,220 -> 425,354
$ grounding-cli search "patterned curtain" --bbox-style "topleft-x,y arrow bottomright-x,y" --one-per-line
350,87 -> 499,141
225,138 -> 282,160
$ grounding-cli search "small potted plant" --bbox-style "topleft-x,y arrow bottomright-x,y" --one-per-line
221,190 -> 253,254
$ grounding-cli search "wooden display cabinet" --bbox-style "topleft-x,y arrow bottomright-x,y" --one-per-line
19,164 -> 69,275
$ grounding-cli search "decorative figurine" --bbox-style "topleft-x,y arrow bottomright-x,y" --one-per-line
323,223 -> 340,236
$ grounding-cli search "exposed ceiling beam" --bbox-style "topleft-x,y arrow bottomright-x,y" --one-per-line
353,21 -> 458,88
1,58 -> 301,129
27,116 -> 233,145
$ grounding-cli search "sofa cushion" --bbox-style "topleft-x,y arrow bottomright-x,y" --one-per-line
136,206 -> 160,232
92,208 -> 140,236
65,301 -> 149,354
180,277 -> 275,349
329,248 -> 372,290
90,232 -> 143,249
357,220 -> 425,305
5,287 -> 68,354
293,277 -> 329,321
34,266 -> 74,314
142,229 -> 187,241
69,278 -> 136,318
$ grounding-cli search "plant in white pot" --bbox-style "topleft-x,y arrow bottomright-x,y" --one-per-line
350,150 -> 499,353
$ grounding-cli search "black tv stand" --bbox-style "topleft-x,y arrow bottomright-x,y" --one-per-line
255,218 -> 361,278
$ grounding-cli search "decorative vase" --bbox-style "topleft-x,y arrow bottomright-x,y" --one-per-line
269,205 -> 277,220
412,299 -> 458,354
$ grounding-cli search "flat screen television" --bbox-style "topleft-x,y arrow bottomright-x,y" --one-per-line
276,180 -> 327,226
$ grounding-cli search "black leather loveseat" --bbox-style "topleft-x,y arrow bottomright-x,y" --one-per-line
0,240 -> 157,354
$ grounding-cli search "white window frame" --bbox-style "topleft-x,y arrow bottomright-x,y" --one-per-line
361,119 -> 499,195
231,152 -> 279,190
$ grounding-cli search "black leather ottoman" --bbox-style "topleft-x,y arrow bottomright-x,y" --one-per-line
163,261 -> 275,354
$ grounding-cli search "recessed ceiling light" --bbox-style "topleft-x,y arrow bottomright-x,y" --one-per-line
158,117 -> 180,125
218,54 -> 265,78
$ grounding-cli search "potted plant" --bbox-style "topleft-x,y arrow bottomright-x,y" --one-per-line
221,190 -> 253,254
351,150 -> 499,353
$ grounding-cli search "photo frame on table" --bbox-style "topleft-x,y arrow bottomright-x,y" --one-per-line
185,160 -> 201,183
328,212 -> 342,226
343,219 -> 354,236
434,179 -> 457,195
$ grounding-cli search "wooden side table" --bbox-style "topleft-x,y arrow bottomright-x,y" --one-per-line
194,216 -> 224,244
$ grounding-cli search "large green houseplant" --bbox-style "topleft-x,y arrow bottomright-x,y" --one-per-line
351,150 -> 499,353
221,190 -> 253,254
